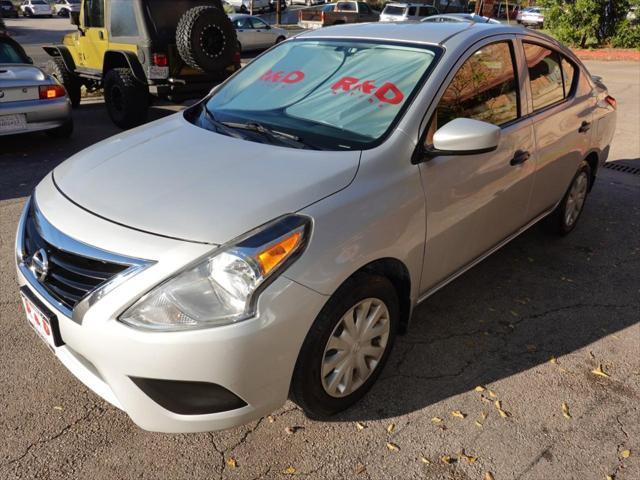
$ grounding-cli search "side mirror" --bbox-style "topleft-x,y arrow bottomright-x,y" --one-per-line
430,118 -> 500,155
265,24 -> 271,29
70,10 -> 80,27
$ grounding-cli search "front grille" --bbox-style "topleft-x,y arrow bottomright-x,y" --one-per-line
22,206 -> 129,311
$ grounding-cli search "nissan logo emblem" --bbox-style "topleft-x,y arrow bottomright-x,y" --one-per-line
29,248 -> 49,282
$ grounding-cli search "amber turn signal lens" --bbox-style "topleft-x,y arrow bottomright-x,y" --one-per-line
39,84 -> 66,100
257,231 -> 302,276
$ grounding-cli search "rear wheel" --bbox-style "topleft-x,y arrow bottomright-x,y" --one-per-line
46,57 -> 81,108
291,273 -> 398,418
546,161 -> 591,235
103,68 -> 149,129
275,36 -> 285,45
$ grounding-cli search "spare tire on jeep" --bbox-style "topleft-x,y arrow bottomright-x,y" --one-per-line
176,6 -> 237,73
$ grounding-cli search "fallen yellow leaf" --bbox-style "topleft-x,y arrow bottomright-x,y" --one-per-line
510,310 -> 519,317
494,400 -> 510,418
562,402 -> 571,419
441,455 -> 454,464
621,449 -> 631,458
355,464 -> 366,475
386,442 -> 400,452
355,422 -> 366,431
451,410 -> 467,419
267,415 -> 275,423
475,421 -> 483,428
488,390 -> 498,398
53,406 -> 63,411
549,356 -> 558,365
606,475 -> 614,480
283,466 -> 296,475
420,456 -> 432,464
387,423 -> 395,433
591,365 -> 610,378
226,458 -> 237,469
481,411 -> 488,420
475,385 -> 486,393
431,417 -> 443,423
459,450 -> 478,464
485,473 -> 496,480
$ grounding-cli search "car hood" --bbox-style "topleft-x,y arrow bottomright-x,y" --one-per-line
52,113 -> 360,245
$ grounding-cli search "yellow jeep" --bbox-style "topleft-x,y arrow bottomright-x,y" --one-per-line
43,0 -> 240,128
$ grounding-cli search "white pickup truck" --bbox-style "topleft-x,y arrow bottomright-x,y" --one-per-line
298,1 -> 379,29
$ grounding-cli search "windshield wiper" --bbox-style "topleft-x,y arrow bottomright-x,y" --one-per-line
202,106 -> 246,140
221,121 -> 316,149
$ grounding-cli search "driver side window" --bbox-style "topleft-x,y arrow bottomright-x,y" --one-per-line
426,41 -> 520,145
84,0 -> 104,28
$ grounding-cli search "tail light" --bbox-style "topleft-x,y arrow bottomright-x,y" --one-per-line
605,95 -> 617,109
233,50 -> 241,65
39,84 -> 66,100
321,11 -> 325,22
152,53 -> 168,67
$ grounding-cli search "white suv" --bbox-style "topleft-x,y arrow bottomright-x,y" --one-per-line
380,2 -> 438,22
20,0 -> 53,17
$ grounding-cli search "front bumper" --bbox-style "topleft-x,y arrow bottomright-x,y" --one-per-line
0,96 -> 71,136
15,177 -> 327,432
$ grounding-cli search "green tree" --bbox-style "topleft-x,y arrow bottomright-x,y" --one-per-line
539,0 -> 638,48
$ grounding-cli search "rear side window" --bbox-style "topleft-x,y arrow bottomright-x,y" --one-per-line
560,57 -> 576,95
383,6 -> 405,15
436,41 -> 519,128
337,2 -> 356,11
0,41 -> 26,63
523,43 -> 564,111
110,0 -> 138,37
408,6 -> 416,15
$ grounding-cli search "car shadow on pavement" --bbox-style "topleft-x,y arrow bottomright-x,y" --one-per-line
329,168 -> 640,422
0,101 -> 177,202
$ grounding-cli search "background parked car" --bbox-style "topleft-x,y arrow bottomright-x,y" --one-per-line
227,0 -> 271,13
423,13 -> 500,23
299,1 -> 379,29
518,6 -> 544,28
1,0 -> 19,18
230,14 -> 286,52
52,0 -> 80,17
19,0 -> 53,17
379,2 -> 439,22
0,33 -> 73,137
289,0 -> 325,6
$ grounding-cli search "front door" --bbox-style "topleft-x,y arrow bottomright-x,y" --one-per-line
418,38 -> 537,293
77,0 -> 108,71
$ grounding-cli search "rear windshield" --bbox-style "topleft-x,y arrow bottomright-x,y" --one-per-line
197,39 -> 439,150
0,40 -> 27,63
383,6 -> 407,15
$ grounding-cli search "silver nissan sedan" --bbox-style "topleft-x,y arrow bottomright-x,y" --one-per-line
15,21 -> 616,432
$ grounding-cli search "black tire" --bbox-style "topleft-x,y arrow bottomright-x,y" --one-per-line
545,161 -> 592,236
103,68 -> 149,129
176,6 -> 237,72
291,273 -> 399,418
275,36 -> 285,44
46,118 -> 73,138
46,57 -> 81,108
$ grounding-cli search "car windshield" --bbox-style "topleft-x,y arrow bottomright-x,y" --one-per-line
383,6 -> 407,15
0,41 -> 26,63
32,1 -> 47,4
198,39 -> 439,150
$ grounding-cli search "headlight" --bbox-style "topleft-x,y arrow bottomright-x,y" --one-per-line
119,215 -> 311,331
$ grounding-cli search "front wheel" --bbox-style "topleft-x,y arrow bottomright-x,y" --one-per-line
275,35 -> 285,45
103,68 -> 149,129
45,57 -> 81,108
546,161 -> 591,235
291,273 -> 398,418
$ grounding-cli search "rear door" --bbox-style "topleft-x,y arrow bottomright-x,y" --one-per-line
418,37 -> 537,292
518,38 -> 596,217
250,17 -> 275,49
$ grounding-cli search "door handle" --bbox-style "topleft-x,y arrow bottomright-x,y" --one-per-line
578,121 -> 591,133
99,31 -> 104,40
510,150 -> 530,166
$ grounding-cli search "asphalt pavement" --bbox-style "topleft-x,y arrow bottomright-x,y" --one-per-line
0,17 -> 638,480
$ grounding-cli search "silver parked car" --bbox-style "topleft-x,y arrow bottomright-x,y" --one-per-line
16,22 -> 615,432
52,0 -> 80,18
229,14 -> 287,52
1,34 -> 73,137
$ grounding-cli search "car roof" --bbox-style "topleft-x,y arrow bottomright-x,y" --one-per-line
299,21 -> 524,46
384,2 -> 433,6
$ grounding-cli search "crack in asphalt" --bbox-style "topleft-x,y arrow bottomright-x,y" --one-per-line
0,404 -> 103,469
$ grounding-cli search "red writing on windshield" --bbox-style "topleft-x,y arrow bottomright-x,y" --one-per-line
260,69 -> 305,84
331,77 -> 404,105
